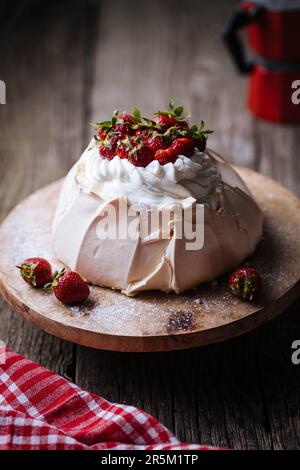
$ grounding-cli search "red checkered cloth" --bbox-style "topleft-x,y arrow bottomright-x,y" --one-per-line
0,349 -> 219,450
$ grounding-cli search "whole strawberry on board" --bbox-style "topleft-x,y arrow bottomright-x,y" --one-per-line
17,257 -> 52,288
229,267 -> 262,301
45,268 -> 90,305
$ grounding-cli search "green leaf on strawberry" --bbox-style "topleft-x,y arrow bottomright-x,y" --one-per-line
132,107 -> 142,122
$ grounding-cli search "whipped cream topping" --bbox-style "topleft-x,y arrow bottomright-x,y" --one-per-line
76,139 -> 222,209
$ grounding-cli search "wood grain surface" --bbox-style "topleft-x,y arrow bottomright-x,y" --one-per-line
0,0 -> 300,448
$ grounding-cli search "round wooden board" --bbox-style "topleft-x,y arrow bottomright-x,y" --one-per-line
0,167 -> 299,352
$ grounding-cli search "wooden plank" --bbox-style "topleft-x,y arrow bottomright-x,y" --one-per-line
0,0 -> 87,377
254,120 -> 300,197
173,337 -> 273,449
252,119 -> 300,449
254,299 -> 300,450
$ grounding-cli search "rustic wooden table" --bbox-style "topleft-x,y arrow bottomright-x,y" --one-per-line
0,0 -> 299,449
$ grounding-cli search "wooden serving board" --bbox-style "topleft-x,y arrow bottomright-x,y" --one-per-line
0,167 -> 299,352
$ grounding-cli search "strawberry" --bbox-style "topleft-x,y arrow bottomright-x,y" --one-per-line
135,129 -> 150,141
113,124 -> 127,136
18,257 -> 52,288
116,137 -> 154,167
113,113 -> 136,137
98,127 -> 107,140
147,135 -> 168,153
120,113 -> 136,124
95,113 -> 135,140
229,267 -> 262,301
48,269 -> 90,305
194,137 -> 207,153
189,121 -> 212,151
154,148 -> 177,165
99,135 -> 120,160
153,113 -> 189,131
153,99 -> 189,131
109,134 -> 121,148
113,124 -> 131,137
117,143 -> 129,159
130,144 -> 153,167
170,137 -> 195,158
99,144 -> 115,160
153,114 -> 178,131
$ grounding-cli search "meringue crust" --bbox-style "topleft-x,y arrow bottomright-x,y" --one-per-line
52,143 -> 263,296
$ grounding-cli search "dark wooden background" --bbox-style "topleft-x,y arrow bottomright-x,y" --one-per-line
0,0 -> 300,449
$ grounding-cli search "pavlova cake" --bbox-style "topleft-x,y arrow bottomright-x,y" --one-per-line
52,101 -> 263,296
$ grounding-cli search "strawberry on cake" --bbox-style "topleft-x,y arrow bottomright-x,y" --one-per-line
52,101 -> 263,295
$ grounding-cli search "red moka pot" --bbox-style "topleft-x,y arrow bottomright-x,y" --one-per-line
223,0 -> 300,123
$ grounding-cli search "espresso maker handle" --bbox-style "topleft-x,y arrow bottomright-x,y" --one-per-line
223,5 -> 263,74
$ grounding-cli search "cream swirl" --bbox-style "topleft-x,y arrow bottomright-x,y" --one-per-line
76,138 -> 222,208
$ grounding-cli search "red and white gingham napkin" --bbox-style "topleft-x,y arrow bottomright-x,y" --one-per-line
0,348 -> 219,450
